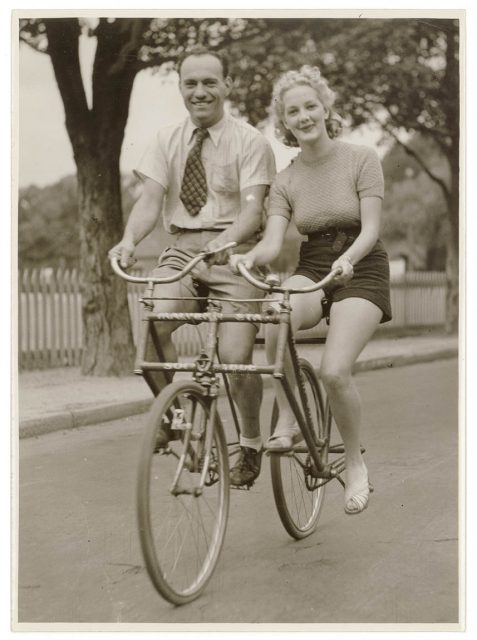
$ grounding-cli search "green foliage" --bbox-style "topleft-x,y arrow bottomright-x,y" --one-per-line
381,136 -> 449,270
19,17 -> 456,273
18,175 -> 142,269
226,17 -> 458,156
19,16 -> 458,182
226,20 -> 315,126
18,176 -> 79,269
19,15 -> 459,338
381,173 -> 448,270
313,19 -> 458,142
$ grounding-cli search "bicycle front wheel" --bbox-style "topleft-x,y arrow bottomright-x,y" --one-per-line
137,380 -> 229,605
270,358 -> 330,539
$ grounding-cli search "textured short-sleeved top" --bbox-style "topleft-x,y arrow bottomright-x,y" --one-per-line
268,141 -> 384,234
135,114 -> 276,233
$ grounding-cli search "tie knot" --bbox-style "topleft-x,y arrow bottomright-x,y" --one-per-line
194,128 -> 209,145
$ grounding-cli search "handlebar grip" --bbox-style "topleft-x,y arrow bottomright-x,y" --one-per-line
237,262 -> 272,291
110,240 -> 239,284
264,273 -> 281,287
237,262 -> 344,294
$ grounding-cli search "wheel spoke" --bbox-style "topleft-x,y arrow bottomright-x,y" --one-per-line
137,381 -> 229,604
270,359 -> 329,539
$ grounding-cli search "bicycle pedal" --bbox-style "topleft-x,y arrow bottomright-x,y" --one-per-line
265,449 -> 292,457
230,482 -> 253,491
154,445 -> 170,455
264,449 -> 282,457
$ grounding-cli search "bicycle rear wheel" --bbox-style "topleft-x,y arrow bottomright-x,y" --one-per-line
137,380 -> 229,605
270,358 -> 331,539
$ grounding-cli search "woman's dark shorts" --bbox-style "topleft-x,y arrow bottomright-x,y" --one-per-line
295,230 -> 392,324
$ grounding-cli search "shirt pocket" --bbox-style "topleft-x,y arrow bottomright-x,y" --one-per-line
210,161 -> 239,193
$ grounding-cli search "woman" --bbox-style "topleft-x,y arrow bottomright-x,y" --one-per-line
230,66 -> 391,515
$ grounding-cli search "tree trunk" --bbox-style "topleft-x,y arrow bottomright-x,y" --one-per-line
445,235 -> 459,334
443,21 -> 460,335
44,18 -> 147,375
76,153 -> 136,375
445,172 -> 459,335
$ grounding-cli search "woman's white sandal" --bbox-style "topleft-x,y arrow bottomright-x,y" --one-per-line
265,423 -> 303,452
344,477 -> 374,515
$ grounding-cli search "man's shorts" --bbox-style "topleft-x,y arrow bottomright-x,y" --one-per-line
151,230 -> 266,318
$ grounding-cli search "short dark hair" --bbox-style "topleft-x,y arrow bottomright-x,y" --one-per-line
177,45 -> 230,78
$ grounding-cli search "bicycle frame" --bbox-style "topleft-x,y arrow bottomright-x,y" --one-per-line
111,249 -> 345,486
111,249 -> 355,602
134,291 -> 343,485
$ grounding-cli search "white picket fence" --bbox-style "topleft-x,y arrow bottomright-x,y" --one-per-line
18,267 -> 447,370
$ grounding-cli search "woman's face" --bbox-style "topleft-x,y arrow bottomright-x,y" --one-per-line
282,84 -> 328,146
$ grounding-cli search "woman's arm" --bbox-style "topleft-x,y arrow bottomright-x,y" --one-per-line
203,185 -> 269,265
229,215 -> 289,272
332,196 -> 382,283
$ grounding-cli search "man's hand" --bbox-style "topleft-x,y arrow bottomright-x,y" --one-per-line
108,238 -> 136,269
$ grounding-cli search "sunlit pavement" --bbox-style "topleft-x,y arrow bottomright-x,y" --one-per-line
16,359 -> 459,627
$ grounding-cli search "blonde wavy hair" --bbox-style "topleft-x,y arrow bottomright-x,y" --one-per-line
271,65 -> 342,147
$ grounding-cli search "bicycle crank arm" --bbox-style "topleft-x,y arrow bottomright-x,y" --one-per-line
328,443 -> 366,454
171,486 -> 204,497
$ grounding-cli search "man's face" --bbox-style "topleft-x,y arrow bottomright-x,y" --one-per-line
179,54 -> 232,128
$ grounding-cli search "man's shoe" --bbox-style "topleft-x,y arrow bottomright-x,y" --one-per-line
154,424 -> 171,451
154,417 -> 181,451
229,446 -> 262,487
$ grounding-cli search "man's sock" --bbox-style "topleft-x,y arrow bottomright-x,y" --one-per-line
240,435 -> 263,452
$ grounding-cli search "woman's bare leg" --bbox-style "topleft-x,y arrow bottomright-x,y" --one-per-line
320,297 -> 382,510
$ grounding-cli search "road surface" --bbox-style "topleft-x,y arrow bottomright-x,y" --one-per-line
16,359 -> 459,626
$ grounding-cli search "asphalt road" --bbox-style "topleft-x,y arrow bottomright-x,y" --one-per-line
16,359 -> 459,626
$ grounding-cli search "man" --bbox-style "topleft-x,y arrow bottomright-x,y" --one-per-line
109,46 -> 276,487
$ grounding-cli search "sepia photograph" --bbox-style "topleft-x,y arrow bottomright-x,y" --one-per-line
12,9 -> 464,631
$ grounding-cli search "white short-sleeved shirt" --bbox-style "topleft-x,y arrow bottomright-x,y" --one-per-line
135,114 -> 276,233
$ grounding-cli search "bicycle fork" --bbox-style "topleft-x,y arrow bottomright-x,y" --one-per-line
168,395 -> 220,497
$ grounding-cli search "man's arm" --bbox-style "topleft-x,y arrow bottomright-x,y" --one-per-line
203,184 -> 268,264
109,178 -> 165,267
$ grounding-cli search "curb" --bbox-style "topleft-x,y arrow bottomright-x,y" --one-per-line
19,399 -> 154,440
19,348 -> 457,440
352,347 -> 458,373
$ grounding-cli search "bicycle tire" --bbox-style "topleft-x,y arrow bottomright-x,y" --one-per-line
270,358 -> 331,539
137,380 -> 229,605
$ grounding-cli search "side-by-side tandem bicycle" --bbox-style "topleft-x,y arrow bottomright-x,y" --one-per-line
110,243 -> 367,605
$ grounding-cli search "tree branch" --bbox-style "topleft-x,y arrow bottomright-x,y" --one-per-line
108,19 -> 151,75
367,106 -> 451,200
44,19 -> 91,149
382,123 -> 451,202
19,35 -> 48,55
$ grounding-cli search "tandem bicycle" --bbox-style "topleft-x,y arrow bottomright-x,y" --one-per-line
110,243 -> 368,605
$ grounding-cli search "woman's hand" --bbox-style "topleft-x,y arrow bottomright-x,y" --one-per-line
202,237 -> 235,266
332,254 -> 354,285
228,252 -> 255,274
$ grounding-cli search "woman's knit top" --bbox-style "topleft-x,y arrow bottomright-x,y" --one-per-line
268,141 -> 384,234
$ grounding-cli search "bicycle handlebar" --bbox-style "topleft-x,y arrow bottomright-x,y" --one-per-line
110,238 -> 342,293
110,241 -> 238,284
237,262 -> 343,294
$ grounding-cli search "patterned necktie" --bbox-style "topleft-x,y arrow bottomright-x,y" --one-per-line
180,128 -> 209,216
